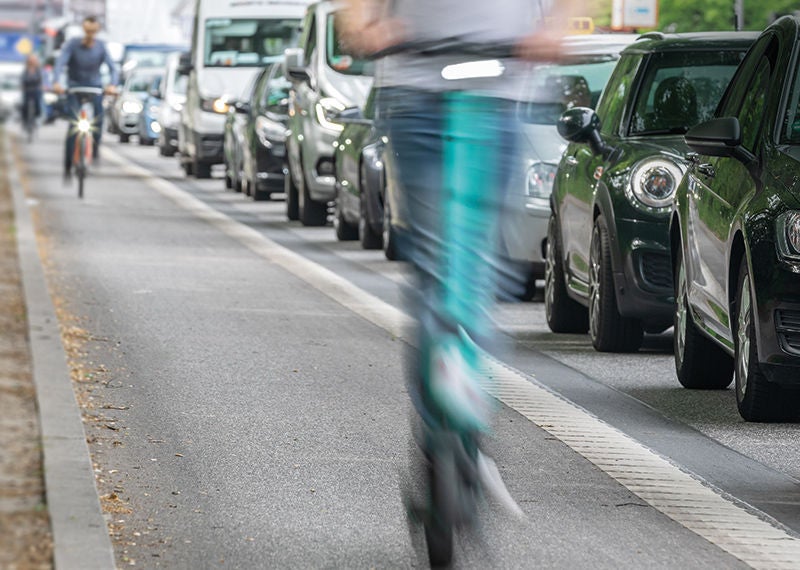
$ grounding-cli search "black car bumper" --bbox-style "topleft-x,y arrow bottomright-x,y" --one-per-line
255,143 -> 287,192
194,131 -> 224,163
614,217 -> 674,330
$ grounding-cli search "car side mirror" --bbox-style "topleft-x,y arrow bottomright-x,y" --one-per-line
685,117 -> 756,165
332,106 -> 371,125
177,52 -> 193,76
234,100 -> 251,115
284,47 -> 309,82
557,107 -> 612,158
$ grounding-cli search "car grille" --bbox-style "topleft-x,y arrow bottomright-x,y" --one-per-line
638,252 -> 673,291
775,310 -> 800,355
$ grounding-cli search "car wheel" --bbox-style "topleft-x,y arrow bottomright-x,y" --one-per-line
673,244 -> 733,389
545,215 -> 588,333
120,133 -> 130,143
297,161 -> 327,227
183,158 -> 194,177
286,164 -> 299,221
588,214 -> 643,352
383,197 -> 399,261
195,160 -> 212,179
160,144 -> 172,157
224,158 -> 233,189
734,261 -> 787,422
359,162 -> 383,249
334,191 -> 358,241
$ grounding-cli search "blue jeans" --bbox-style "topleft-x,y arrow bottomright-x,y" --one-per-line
64,92 -> 104,171
377,88 -> 522,433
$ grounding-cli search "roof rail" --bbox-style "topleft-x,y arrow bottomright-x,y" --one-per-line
637,31 -> 666,41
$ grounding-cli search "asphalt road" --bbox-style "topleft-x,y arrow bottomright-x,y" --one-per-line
13,123 -> 800,568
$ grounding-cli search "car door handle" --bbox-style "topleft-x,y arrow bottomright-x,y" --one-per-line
697,163 -> 716,178
565,156 -> 579,166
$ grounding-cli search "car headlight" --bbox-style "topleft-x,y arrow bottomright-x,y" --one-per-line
525,162 -> 558,199
121,100 -> 143,114
776,211 -> 800,262
630,158 -> 683,210
315,96 -> 346,132
255,116 -> 288,147
150,121 -> 162,134
201,96 -> 229,114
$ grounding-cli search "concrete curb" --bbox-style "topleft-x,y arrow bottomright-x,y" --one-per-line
4,130 -> 116,570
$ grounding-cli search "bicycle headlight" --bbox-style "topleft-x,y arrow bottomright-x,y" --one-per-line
121,100 -> 143,114
255,116 -> 288,147
525,162 -> 558,199
630,158 -> 683,210
776,211 -> 800,262
77,119 -> 92,133
315,96 -> 346,132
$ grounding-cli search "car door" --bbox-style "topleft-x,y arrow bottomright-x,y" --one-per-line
288,9 -> 316,184
686,36 -> 777,342
244,67 -> 272,181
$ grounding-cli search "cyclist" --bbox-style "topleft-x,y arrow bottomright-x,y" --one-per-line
53,15 -> 118,179
20,54 -> 43,134
339,0 -> 579,563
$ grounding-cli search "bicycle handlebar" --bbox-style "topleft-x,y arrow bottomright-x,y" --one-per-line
67,87 -> 105,95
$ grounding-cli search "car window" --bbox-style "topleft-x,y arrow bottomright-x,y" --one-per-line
303,14 -> 317,67
126,73 -> 158,93
629,50 -> 745,136
204,18 -> 300,67
325,14 -> 374,76
518,56 -> 618,125
595,54 -> 641,137
738,50 -> 774,151
782,47 -> 800,143
264,71 -> 291,114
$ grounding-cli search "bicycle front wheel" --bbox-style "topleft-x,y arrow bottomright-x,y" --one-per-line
77,135 -> 86,199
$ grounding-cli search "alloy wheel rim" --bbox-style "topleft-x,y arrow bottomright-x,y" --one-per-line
544,229 -> 556,320
589,231 -> 601,341
736,277 -> 752,400
675,262 -> 688,366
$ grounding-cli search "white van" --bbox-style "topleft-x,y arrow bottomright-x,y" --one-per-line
178,0 -> 311,178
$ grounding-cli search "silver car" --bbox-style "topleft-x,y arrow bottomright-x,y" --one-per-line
285,0 -> 373,226
504,34 -> 639,299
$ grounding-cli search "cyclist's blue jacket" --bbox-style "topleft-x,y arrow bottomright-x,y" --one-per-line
54,38 -> 119,88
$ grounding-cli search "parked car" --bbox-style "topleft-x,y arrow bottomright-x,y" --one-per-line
285,0 -> 373,225
547,31 -> 757,352
223,74 -> 258,193
138,75 -> 163,146
670,17 -> 800,422
502,33 -> 640,299
179,0 -> 309,179
111,68 -> 163,143
332,87 -> 386,248
157,51 -> 188,157
240,63 -> 292,201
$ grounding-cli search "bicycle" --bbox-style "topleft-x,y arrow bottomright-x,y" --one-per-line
67,87 -> 104,199
372,39 -> 524,567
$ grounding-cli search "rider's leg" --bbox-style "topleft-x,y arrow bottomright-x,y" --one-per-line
92,94 -> 104,158
64,94 -> 80,175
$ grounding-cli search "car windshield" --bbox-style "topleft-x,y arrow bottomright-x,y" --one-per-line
325,14 -> 373,76
124,50 -> 172,69
204,18 -> 299,67
629,50 -> 745,136
782,60 -> 800,144
518,56 -> 618,125
126,73 -> 159,93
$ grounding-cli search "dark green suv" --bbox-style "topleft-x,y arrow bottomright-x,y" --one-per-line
672,17 -> 800,422
546,31 -> 757,352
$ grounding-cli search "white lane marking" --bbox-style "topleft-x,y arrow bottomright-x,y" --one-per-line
104,147 -> 800,568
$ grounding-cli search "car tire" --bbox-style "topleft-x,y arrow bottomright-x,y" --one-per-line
673,245 -> 733,389
159,145 -> 173,157
588,214 -> 643,352
297,161 -> 327,227
359,194 -> 382,250
183,159 -> 194,177
383,197 -> 400,261
334,191 -> 358,241
286,164 -> 299,221
120,133 -> 130,143
195,160 -> 212,179
734,261 -> 789,422
545,215 -> 589,333
224,158 -> 233,189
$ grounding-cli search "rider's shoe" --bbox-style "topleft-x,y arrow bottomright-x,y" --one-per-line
62,169 -> 72,186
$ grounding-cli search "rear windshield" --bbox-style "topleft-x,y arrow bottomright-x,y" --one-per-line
629,50 -> 745,136
325,14 -> 373,76
519,56 -> 618,125
126,73 -> 159,93
204,18 -> 300,67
